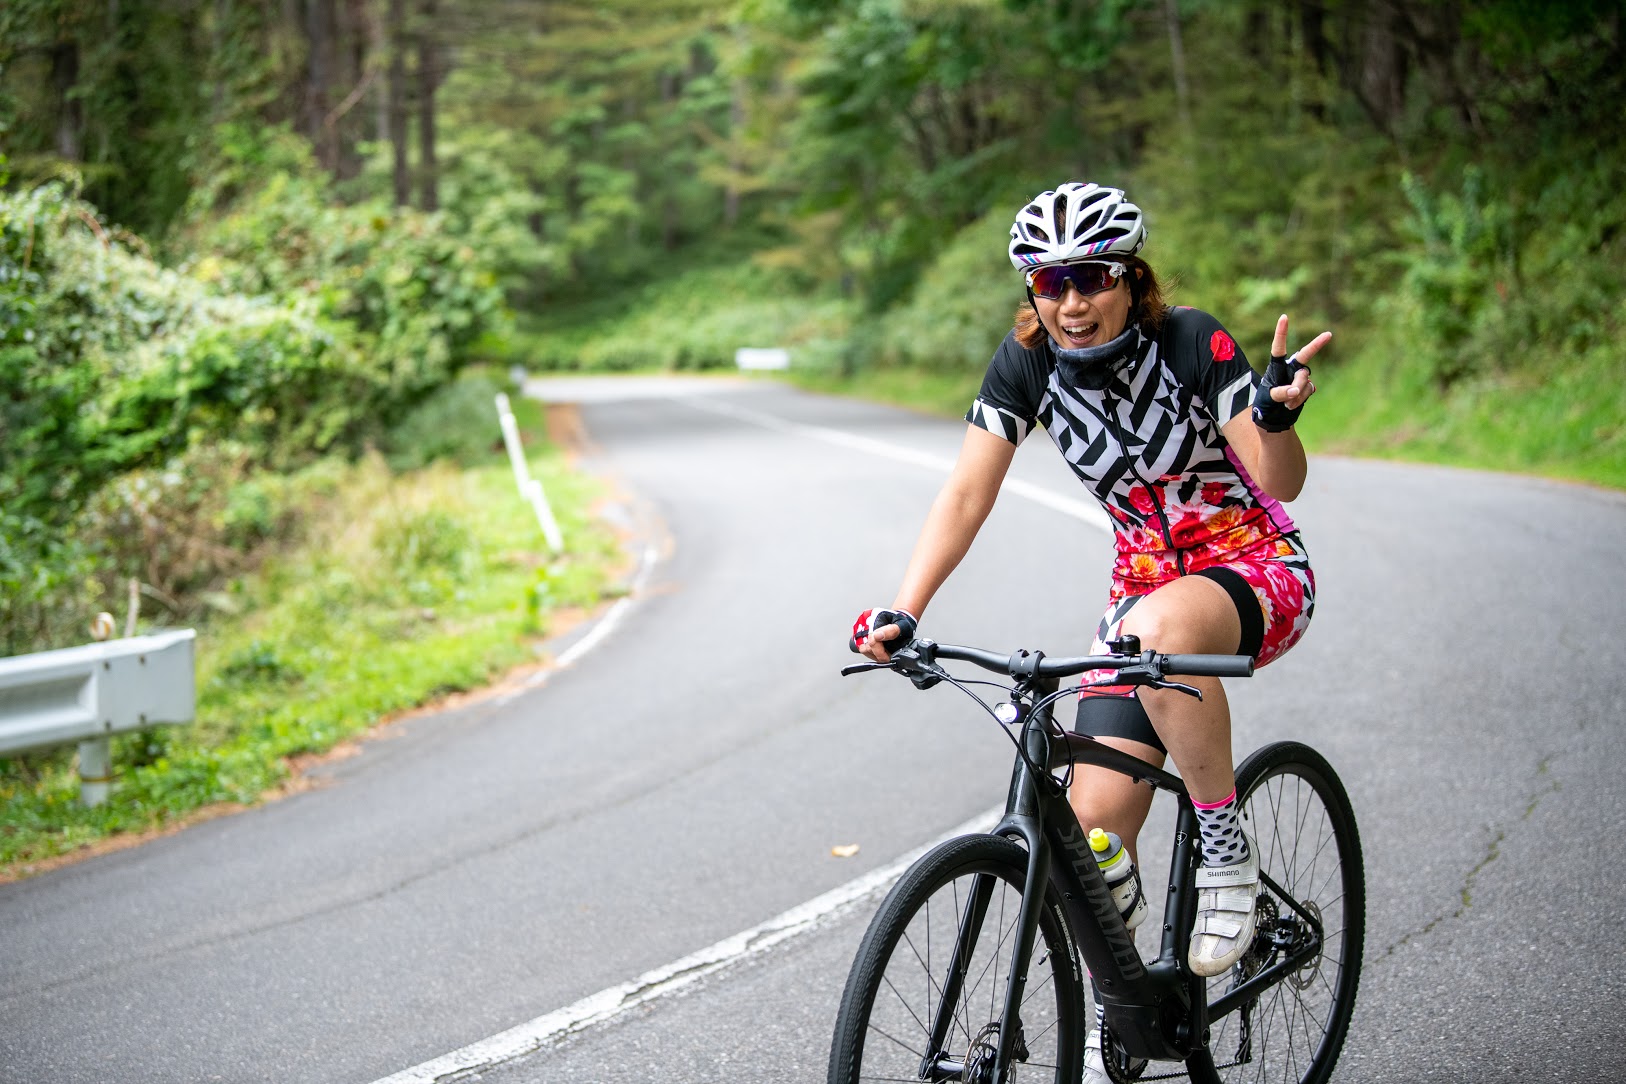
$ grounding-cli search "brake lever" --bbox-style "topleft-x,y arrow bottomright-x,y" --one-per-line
1149,678 -> 1203,700
1081,666 -> 1204,701
841,640 -> 947,688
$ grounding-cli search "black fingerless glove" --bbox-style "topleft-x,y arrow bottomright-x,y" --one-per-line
1252,353 -> 1309,432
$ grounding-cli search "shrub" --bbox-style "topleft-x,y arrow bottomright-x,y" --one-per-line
384,373 -> 508,471
184,124 -> 510,415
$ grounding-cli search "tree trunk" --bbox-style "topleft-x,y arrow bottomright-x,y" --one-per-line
331,0 -> 368,180
1164,0 -> 1192,133
660,69 -> 678,250
1299,0 -> 1329,73
371,0 -> 389,147
388,0 -> 410,207
724,76 -> 744,228
1359,6 -> 1408,134
211,0 -> 231,123
304,0 -> 339,170
51,41 -> 83,162
417,0 -> 439,212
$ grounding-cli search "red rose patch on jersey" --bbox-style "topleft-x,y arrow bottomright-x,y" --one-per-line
1210,330 -> 1236,362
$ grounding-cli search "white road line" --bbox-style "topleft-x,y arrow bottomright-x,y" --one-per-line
554,542 -> 660,669
367,804 -> 1003,1084
678,395 -> 1111,533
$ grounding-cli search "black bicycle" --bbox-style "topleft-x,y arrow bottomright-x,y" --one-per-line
829,636 -> 1363,1084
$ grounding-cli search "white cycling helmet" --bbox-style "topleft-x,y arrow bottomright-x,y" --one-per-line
1008,182 -> 1147,269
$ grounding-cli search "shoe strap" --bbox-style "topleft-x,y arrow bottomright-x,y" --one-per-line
1195,909 -> 1250,938
1199,885 -> 1258,912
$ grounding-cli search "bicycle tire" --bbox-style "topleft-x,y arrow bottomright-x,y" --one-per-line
828,833 -> 1088,1084
1185,741 -> 1365,1084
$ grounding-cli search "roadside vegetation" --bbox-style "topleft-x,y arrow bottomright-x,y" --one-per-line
0,370 -> 621,876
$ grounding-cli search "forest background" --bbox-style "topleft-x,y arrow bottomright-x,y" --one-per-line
0,2 -> 1623,859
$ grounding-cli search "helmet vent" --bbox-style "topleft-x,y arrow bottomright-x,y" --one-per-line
1007,183 -> 1146,271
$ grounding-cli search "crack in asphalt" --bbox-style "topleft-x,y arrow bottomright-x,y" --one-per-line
1379,753 -> 1562,959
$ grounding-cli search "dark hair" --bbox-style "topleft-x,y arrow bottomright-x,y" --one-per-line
1013,255 -> 1171,349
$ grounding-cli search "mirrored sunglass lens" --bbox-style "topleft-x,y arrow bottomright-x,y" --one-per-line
1029,266 -> 1066,298
1030,264 -> 1114,299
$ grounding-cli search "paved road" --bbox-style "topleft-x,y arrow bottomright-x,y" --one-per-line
3,377 -> 1624,1082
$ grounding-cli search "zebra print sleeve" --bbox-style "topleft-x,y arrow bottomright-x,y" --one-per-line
1162,307 -> 1256,427
964,330 -> 1046,446
967,399 -> 1032,444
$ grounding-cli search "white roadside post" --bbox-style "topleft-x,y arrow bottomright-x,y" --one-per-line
0,629 -> 197,807
495,392 -> 563,554
734,347 -> 790,371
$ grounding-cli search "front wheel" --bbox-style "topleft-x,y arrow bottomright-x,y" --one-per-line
1186,741 -> 1365,1084
828,833 -> 1088,1084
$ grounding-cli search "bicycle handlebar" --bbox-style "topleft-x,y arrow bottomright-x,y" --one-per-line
843,638 -> 1254,685
928,642 -> 1253,680
1159,653 -> 1256,678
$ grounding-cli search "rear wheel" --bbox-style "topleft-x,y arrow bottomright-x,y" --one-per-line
828,833 -> 1087,1083
1186,742 -> 1365,1084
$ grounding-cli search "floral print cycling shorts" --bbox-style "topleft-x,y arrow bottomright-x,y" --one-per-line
1074,532 -> 1316,753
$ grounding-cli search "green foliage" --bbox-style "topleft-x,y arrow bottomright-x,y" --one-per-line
1396,168 -> 1517,388
433,0 -> 738,296
872,206 -> 1021,372
0,181 -> 377,525
186,125 -> 509,410
1299,310 -> 1626,491
383,372 -> 509,471
0,125 -> 514,655
0,0 -> 243,236
762,0 -> 1063,310
0,510 -> 100,658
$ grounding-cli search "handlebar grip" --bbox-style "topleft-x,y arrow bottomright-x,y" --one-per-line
1162,654 -> 1255,678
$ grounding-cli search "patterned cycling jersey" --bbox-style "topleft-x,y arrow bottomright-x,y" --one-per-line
965,307 -> 1300,593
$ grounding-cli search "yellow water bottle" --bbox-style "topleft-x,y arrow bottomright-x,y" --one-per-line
1089,828 -> 1148,930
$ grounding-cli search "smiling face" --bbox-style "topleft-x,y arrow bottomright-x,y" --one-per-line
1032,271 -> 1133,350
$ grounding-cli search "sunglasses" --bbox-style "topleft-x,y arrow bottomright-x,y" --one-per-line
1024,260 -> 1126,300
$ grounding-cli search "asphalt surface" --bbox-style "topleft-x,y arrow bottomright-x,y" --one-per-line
3,376 -> 1624,1083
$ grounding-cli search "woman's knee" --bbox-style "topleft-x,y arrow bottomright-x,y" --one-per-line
1120,579 -> 1239,654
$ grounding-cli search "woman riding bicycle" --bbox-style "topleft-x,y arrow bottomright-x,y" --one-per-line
852,181 -> 1329,1078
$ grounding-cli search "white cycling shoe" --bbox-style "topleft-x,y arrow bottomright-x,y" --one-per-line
1187,839 -> 1261,978
1084,1025 -> 1146,1084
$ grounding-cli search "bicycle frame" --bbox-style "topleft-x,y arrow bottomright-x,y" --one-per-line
923,675 -> 1230,1079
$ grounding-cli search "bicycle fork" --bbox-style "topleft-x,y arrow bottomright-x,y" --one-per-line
916,835 -> 1056,1083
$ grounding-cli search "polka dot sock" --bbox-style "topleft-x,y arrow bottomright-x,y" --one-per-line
1193,789 -> 1251,866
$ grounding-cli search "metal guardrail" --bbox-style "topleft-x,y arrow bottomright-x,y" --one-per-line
0,629 -> 196,806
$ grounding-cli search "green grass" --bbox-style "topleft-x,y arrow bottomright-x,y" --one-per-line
0,395 -> 623,876
1299,340 -> 1626,490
